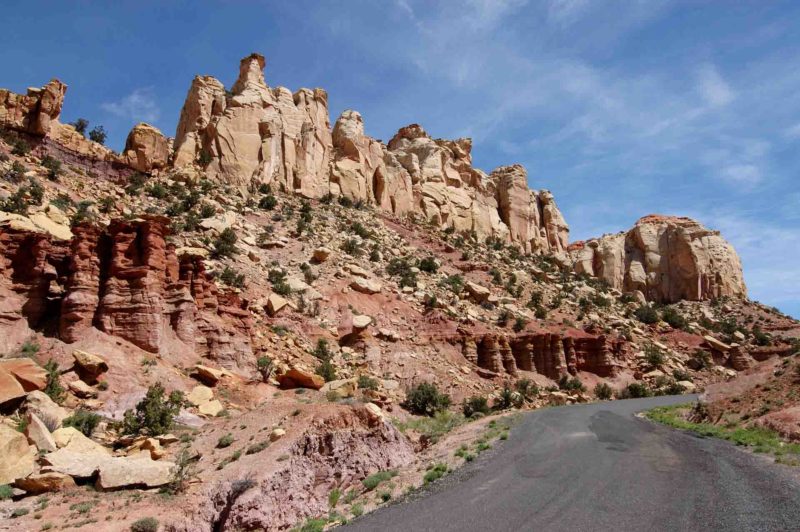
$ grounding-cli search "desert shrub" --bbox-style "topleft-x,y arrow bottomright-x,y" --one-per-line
43,359 -> 65,404
594,383 -> 613,400
386,257 -> 417,287
494,386 -> 520,410
752,326 -> 771,346
246,440 -> 269,455
489,268 -> 502,285
462,395 -> 490,418
11,138 -> 30,156
534,306 -> 548,319
217,433 -> 234,448
4,161 -> 26,183
349,221 -> 372,239
212,228 -> 238,258
644,344 -> 665,368
259,195 -> 277,210
558,375 -> 586,392
337,195 -> 353,208
497,309 -> 512,327
515,379 -> 538,399
70,200 -> 94,226
691,349 -> 712,370
121,383 -> 183,436
340,238 -> 362,257
672,369 -> 692,382
618,382 -> 652,399
0,484 -> 12,500
513,316 -> 528,332
362,470 -> 397,491
256,356 -> 274,382
313,339 -> 331,360
130,517 -> 159,532
315,359 -> 336,382
419,256 -> 438,273
70,118 -> 89,135
357,374 -> 379,391
125,172 -> 147,195
88,125 -> 107,145
218,266 -> 245,288
440,274 -> 464,294
423,463 -> 448,484
635,304 -> 659,324
661,307 -> 687,330
63,409 -> 101,437
328,487 -> 341,508
40,155 -> 62,180
403,382 -> 451,416
199,203 -> 216,218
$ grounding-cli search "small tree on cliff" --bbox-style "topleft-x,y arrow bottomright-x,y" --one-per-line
122,383 -> 184,436
212,228 -> 238,258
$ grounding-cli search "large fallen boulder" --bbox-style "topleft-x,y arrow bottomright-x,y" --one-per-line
0,358 -> 47,391
277,367 -> 325,390
96,453 -> 175,490
23,391 -> 69,428
72,350 -> 109,382
0,423 -> 37,484
15,471 -> 76,494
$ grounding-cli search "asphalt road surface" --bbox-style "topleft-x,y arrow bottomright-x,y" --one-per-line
345,395 -> 800,532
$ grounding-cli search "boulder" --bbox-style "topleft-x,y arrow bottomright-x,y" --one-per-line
186,385 -> 214,407
465,281 -> 491,303
23,391 -> 69,428
266,293 -> 289,316
72,350 -> 108,381
96,454 -> 175,490
25,412 -> 57,452
68,379 -> 98,398
350,277 -> 382,295
0,358 -> 47,391
14,472 -> 76,494
277,367 -> 325,390
0,423 -> 36,484
121,123 -> 171,173
364,402 -> 385,421
320,378 -> 358,398
191,365 -> 225,386
703,335 -> 731,353
0,367 -> 27,406
42,448 -> 107,478
51,426 -> 110,454
269,428 -> 286,442
352,314 -> 372,331
198,399 -> 224,417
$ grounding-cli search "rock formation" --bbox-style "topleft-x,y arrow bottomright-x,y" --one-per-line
0,79 -> 66,136
0,215 -> 252,365
120,123 -> 171,173
172,53 -> 333,196
570,215 -> 746,303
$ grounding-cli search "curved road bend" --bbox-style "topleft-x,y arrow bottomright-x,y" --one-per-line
345,395 -> 800,532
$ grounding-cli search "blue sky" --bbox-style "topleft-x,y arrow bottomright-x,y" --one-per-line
2,1 -> 799,317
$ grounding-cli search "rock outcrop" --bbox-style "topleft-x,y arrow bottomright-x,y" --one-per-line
121,123 -> 171,173
172,53 -> 333,196
570,215 -> 746,303
0,79 -> 66,136
0,214 -> 252,365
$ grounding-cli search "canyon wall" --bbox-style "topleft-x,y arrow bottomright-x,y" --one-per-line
569,215 -> 747,303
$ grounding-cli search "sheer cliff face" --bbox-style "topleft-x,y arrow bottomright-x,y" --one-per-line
170,54 -> 570,254
570,215 -> 747,303
172,53 -> 333,197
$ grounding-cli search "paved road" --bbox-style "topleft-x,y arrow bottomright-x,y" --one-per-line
345,395 -> 800,532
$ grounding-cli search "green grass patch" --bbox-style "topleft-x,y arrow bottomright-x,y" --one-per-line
362,470 -> 397,491
646,403 -> 800,462
395,410 -> 465,444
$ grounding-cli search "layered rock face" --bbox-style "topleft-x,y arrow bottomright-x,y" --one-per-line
570,215 -> 746,303
0,216 -> 252,364
0,79 -> 66,136
460,330 -> 624,378
170,53 -> 569,253
172,53 -> 333,196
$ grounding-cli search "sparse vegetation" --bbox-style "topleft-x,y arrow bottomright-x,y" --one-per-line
212,227 -> 238,258
63,409 -> 101,437
635,304 -> 660,325
362,470 -> 397,491
121,383 -> 184,436
130,517 -> 159,532
463,395 -> 490,418
403,382 -> 451,416
594,382 -> 613,400
43,359 -> 65,404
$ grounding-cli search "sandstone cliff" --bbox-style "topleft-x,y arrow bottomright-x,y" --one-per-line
0,215 -> 252,365
569,215 -> 746,303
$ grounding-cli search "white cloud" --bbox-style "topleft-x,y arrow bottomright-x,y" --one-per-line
101,87 -> 160,123
720,163 -> 762,186
696,63 -> 734,106
547,0 -> 592,26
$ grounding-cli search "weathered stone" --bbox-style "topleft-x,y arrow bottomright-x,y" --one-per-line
312,247 -> 331,262
96,454 -> 175,490
350,277 -> 382,295
191,365 -> 225,386
23,391 -> 69,428
352,314 -> 372,330
465,281 -> 491,303
364,402 -> 385,421
51,426 -> 109,454
0,78 -> 66,135
570,215 -> 746,303
42,448 -> 106,478
0,358 -> 47,392
72,350 -> 108,380
14,471 -> 76,494
277,367 -> 324,390
320,378 -> 358,398
703,335 -> 731,352
186,385 -> 214,407
266,293 -> 289,316
68,379 -> 97,398
0,423 -> 36,484
0,367 -> 27,406
121,123 -> 171,173
198,399 -> 224,417
25,412 -> 56,452
269,428 -> 286,442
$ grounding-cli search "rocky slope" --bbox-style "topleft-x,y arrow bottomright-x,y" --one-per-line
0,52 -> 796,531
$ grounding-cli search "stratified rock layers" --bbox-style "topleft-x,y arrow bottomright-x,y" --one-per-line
569,215 -> 746,303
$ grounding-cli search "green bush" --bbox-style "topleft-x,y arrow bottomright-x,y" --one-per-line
256,356 -> 274,382
672,369 -> 692,382
121,383 -> 184,436
558,375 -> 586,392
313,339 -> 331,360
661,307 -> 687,330
4,161 -> 26,183
316,359 -> 337,382
259,195 -> 277,210
618,382 -> 652,399
462,395 -> 490,418
340,238 -> 362,257
644,344 -> 665,368
418,256 -> 438,273
440,274 -> 464,294
212,228 -> 238,258
494,386 -> 517,410
513,316 -> 528,332
0,484 -> 12,500
219,266 -> 245,288
328,487 -> 341,508
403,382 -> 451,416
634,304 -> 659,325
217,433 -> 234,448
423,463 -> 448,484
362,470 -> 397,491
594,383 -> 613,400
357,374 -> 379,391
130,517 -> 159,532
88,125 -> 107,145
63,409 -> 101,437
41,155 -> 62,180
43,360 -> 65,404
70,118 -> 89,135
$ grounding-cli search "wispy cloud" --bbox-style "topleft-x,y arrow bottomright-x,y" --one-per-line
696,63 -> 735,106
101,87 -> 160,123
